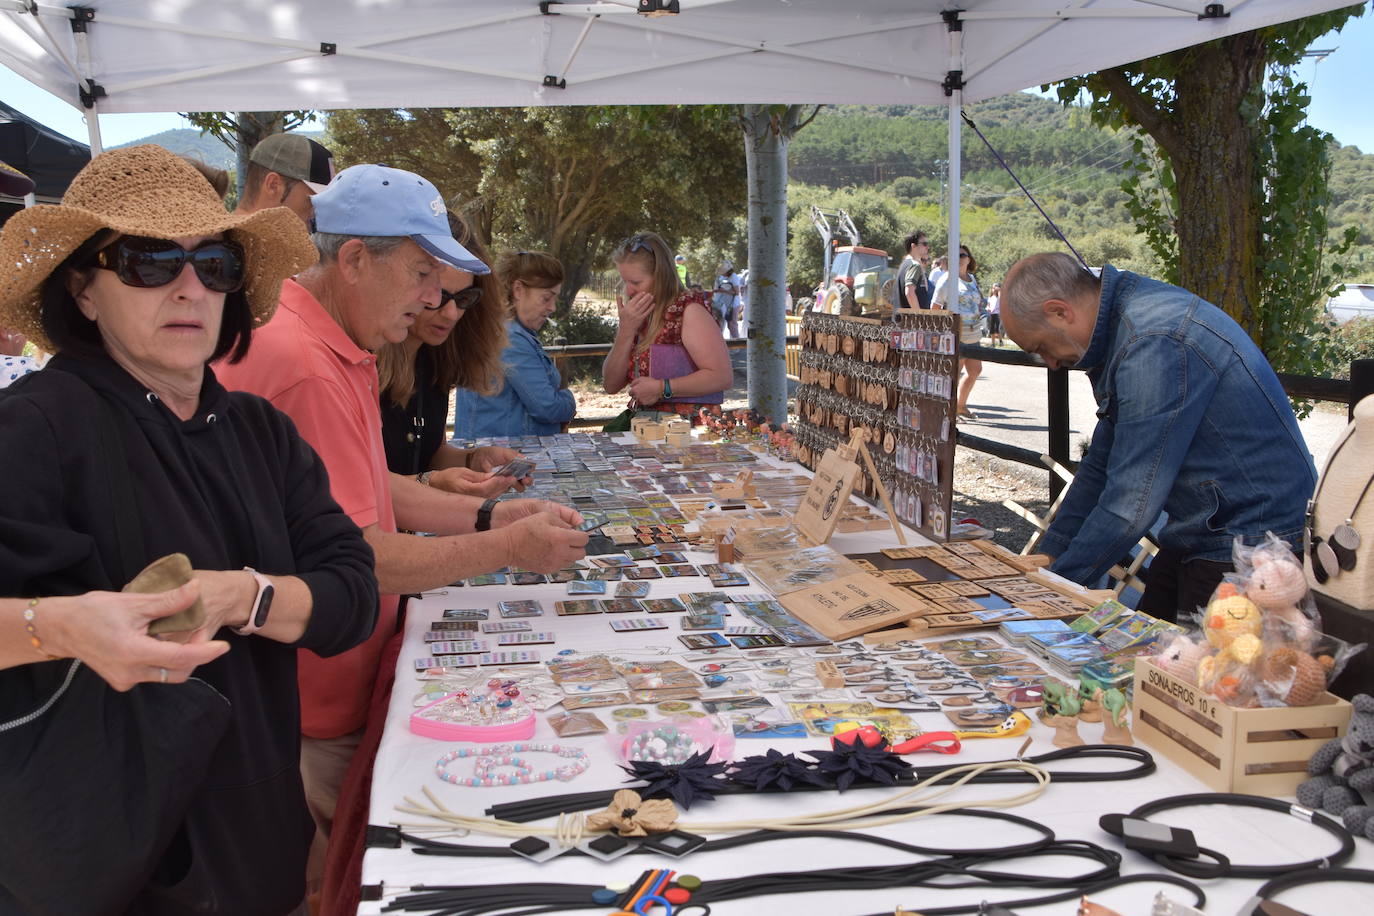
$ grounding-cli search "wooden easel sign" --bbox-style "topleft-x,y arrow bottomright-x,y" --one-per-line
793,437 -> 863,546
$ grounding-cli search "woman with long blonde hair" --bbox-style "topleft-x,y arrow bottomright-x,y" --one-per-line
377,211 -> 524,497
602,231 -> 732,422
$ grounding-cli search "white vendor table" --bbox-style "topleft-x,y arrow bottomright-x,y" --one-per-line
360,450 -> 1373,915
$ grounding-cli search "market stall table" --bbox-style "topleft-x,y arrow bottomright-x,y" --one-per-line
360,442 -> 1373,914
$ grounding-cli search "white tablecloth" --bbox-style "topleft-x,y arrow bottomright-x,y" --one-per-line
360,456 -> 1372,914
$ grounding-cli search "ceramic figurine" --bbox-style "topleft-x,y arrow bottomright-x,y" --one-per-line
1099,688 -> 1133,746
1039,680 -> 1084,748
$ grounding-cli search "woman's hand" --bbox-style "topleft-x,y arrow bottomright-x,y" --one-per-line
466,446 -> 522,472
43,582 -> 230,691
615,292 -> 655,335
628,375 -> 666,406
428,466 -> 524,498
186,569 -> 256,638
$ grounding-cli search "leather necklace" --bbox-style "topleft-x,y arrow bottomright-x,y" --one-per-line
1307,424 -> 1374,582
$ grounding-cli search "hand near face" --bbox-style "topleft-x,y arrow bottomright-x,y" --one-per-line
615,292 -> 655,335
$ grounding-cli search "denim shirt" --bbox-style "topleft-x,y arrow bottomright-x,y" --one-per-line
1042,266 -> 1316,584
454,319 -> 576,437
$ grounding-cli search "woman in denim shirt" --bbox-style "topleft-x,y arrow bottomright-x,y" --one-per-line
454,251 -> 577,437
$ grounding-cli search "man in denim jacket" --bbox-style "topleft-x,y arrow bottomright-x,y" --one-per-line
1000,253 -> 1316,618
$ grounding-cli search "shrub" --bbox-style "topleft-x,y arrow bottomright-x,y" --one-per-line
1314,316 -> 1374,379
543,302 -> 618,385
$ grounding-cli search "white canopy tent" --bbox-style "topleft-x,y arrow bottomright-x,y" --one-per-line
0,0 -> 1354,409
0,0 -> 1350,251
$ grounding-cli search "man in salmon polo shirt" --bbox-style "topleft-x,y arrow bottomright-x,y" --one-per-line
217,163 -> 589,893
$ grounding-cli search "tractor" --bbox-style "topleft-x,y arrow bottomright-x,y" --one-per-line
807,206 -> 898,320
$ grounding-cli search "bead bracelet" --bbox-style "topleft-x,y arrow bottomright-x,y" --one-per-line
436,742 -> 590,788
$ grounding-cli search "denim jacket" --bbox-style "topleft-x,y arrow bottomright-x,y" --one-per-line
454,319 -> 576,437
1041,266 -> 1316,584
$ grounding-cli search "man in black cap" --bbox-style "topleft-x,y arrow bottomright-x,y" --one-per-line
236,132 -> 335,223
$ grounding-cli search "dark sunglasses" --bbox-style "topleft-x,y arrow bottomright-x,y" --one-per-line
92,235 -> 246,293
427,286 -> 482,311
626,235 -> 655,256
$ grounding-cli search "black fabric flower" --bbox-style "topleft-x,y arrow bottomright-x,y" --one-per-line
807,736 -> 912,791
622,750 -> 729,809
728,749 -> 828,793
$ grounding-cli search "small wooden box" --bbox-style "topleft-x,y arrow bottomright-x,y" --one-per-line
1132,658 -> 1351,796
631,418 -> 665,442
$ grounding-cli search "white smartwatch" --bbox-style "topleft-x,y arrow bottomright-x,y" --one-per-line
234,567 -> 276,636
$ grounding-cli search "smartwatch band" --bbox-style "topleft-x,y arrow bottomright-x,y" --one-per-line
476,498 -> 498,532
235,567 -> 275,636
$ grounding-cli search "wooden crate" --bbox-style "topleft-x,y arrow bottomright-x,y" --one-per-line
1132,658 -> 1351,796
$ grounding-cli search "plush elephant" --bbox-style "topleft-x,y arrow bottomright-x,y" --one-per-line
1295,693 -> 1374,840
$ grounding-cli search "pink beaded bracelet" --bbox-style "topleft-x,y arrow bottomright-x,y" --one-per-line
435,742 -> 590,787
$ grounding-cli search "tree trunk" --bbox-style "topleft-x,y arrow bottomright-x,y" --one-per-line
740,105 -> 791,423
1169,35 -> 1267,337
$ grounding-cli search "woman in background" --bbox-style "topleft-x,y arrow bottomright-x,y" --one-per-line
454,250 -> 577,437
378,212 -> 524,497
602,232 -> 732,423
933,244 -> 988,419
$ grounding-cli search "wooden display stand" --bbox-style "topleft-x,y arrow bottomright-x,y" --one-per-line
1132,658 -> 1352,795
631,417 -> 665,442
793,428 -> 905,548
793,311 -> 958,542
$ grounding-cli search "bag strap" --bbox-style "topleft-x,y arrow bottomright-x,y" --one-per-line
63,372 -> 148,582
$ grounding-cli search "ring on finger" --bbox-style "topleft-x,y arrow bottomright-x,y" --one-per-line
159,667 -> 168,684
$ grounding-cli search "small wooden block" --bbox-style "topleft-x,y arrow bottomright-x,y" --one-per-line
816,659 -> 844,688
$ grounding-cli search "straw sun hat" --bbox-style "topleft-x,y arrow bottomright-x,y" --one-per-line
0,144 -> 318,353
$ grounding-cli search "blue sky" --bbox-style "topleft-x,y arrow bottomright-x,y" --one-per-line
0,7 -> 1371,153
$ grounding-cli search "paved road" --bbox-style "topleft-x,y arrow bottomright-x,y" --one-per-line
959,356 -> 1349,471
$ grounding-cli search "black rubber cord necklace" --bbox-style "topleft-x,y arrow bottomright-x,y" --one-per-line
485,744 -> 1155,822
1241,867 -> 1374,914
1123,793 -> 1356,879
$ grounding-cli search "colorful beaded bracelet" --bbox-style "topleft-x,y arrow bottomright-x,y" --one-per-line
436,742 -> 590,787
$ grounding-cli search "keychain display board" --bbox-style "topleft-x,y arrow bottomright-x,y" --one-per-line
794,310 -> 958,541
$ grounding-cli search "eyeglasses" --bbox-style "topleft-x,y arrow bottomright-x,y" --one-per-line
92,235 -> 245,293
427,286 -> 482,311
626,235 -> 654,256
959,252 -> 971,259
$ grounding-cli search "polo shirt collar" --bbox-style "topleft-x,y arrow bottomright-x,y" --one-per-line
279,278 -> 373,367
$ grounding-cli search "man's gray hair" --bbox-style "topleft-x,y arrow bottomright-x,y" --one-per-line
311,232 -> 409,264
1002,252 -> 1101,327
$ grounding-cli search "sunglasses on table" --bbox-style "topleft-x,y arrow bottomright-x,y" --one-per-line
91,235 -> 246,293
426,286 -> 483,311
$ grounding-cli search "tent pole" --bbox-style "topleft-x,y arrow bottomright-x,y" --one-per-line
945,15 -> 963,285
85,109 -> 103,156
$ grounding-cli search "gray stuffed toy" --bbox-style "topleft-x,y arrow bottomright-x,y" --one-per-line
1296,693 -> 1374,840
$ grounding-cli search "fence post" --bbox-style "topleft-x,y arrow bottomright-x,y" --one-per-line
552,337 -> 569,387
1047,367 -> 1070,501
1352,359 -> 1373,422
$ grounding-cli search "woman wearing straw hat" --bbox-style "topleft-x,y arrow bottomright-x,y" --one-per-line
0,145 -> 378,915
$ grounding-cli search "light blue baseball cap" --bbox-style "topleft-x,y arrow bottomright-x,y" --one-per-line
310,164 -> 489,274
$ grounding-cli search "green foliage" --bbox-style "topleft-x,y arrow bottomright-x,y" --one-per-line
1048,3 -> 1366,382
1313,317 -> 1374,379
543,302 -> 618,383
327,106 -> 744,314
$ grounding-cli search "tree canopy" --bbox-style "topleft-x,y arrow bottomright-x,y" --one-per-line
326,106 -> 745,311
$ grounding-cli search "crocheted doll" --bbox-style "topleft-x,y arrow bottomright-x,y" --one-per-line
1196,583 -> 1264,690
1296,694 -> 1374,840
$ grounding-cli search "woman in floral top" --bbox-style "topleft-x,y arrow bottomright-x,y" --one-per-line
602,232 -> 732,423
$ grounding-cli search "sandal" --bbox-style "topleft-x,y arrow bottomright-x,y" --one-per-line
957,408 -> 977,420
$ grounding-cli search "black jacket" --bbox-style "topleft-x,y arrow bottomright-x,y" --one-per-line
0,354 -> 378,915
